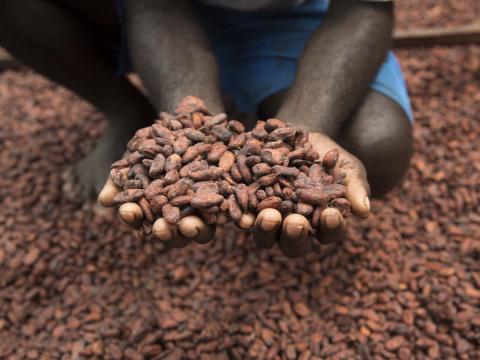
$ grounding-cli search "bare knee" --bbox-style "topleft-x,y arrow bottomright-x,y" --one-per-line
339,91 -> 413,197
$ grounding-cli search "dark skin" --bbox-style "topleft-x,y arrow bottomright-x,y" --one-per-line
0,0 -> 412,257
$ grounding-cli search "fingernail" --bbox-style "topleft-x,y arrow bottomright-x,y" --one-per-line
261,216 -> 279,231
285,222 -> 304,237
325,213 -> 339,229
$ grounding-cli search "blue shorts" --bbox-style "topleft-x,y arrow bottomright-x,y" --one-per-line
115,0 -> 413,122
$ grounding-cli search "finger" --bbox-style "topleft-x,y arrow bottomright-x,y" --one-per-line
152,218 -> 177,248
279,214 -> 311,258
178,215 -> 216,244
253,209 -> 282,249
239,212 -> 256,230
118,203 -> 144,229
316,207 -> 347,244
344,167 -> 371,218
98,177 -> 121,207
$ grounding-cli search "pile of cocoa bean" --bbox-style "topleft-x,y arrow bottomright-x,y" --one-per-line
109,96 -> 350,237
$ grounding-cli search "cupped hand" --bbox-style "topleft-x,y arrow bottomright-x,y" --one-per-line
98,177 -> 216,249
253,131 -> 370,258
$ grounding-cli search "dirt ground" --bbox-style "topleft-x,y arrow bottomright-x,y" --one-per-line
0,3 -> 479,360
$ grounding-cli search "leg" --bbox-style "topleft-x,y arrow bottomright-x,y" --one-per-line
0,0 -> 156,197
259,89 -> 413,197
336,91 -> 413,197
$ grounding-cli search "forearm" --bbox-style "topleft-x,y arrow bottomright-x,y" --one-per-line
124,0 -> 224,113
278,0 -> 393,138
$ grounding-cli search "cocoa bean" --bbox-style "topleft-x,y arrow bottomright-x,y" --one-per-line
149,153 -> 166,177
184,128 -> 207,142
218,151 -> 236,173
228,194 -> 242,222
150,195 -> 168,214
113,189 -> 144,205
165,154 -> 182,172
228,120 -> 245,133
162,204 -> 181,224
191,193 -> 224,209
164,169 -> 180,184
170,195 -> 193,207
257,197 -> 282,211
207,142 -> 227,163
234,184 -> 249,212
322,149 -> 340,168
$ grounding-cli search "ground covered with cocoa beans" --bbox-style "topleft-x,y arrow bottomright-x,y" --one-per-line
1,18 -> 480,360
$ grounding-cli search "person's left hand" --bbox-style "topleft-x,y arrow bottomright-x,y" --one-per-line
252,131 -> 371,257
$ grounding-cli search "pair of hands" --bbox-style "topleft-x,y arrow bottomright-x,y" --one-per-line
98,132 -> 370,258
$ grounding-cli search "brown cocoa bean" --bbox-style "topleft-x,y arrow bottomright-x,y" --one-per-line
207,142 -> 227,163
149,195 -> 168,214
162,204 -> 181,224
113,189 -> 144,205
211,124 -> 233,142
165,154 -> 182,172
272,165 -> 300,177
182,143 -> 212,164
145,179 -> 165,199
296,189 -> 328,205
265,186 -> 275,197
322,149 -> 340,168
123,179 -> 143,190
110,168 -> 128,187
252,163 -> 271,177
329,198 -> 351,217
184,128 -> 207,142
252,121 -> 268,140
234,184 -> 249,212
228,133 -> 247,150
260,149 -> 284,165
170,195 -> 193,207
164,169 -> 180,184
245,155 -> 261,166
257,173 -> 280,187
236,154 -> 254,184
173,136 -> 190,155
267,127 -> 295,142
265,118 -> 287,132
149,153 -> 166,177
323,184 -> 347,200
152,124 -> 175,140
230,164 -> 243,183
203,206 -> 219,214
257,197 -> 282,211
139,198 -> 155,223
191,193 -> 224,209
191,112 -> 204,128
218,151 -> 236,173
256,190 -> 267,201
166,179 -> 189,200
188,167 -> 223,181
227,120 -> 245,133
296,202 -> 314,217
280,200 -> 295,214
248,193 -> 259,212
228,194 -> 242,222
174,95 -> 209,114
243,138 -> 264,155
204,113 -> 227,128
273,182 -> 283,198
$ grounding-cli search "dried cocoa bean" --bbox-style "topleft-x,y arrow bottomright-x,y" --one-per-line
257,197 -> 282,211
191,193 -> 224,209
162,204 -> 181,224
